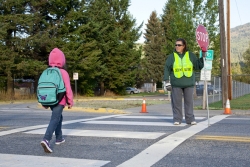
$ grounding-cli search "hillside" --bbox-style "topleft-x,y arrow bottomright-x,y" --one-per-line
231,23 -> 250,62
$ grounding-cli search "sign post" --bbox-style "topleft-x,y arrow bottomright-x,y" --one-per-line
196,24 -> 210,126
73,73 -> 78,100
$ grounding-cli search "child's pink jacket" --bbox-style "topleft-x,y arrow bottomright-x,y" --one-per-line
48,48 -> 74,107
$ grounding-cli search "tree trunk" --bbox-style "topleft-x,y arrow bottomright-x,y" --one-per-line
7,71 -> 14,99
100,81 -> 105,96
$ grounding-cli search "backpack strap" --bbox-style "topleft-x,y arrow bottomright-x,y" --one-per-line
48,65 -> 62,69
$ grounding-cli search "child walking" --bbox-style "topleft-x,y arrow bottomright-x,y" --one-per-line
40,48 -> 74,153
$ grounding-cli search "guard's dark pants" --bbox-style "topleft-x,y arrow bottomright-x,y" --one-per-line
171,87 -> 195,124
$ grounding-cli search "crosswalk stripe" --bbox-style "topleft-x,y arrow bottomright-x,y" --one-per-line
25,129 -> 165,139
0,153 -> 109,167
0,110 -> 30,112
0,108 -> 30,110
117,115 -> 229,167
0,115 -> 122,137
116,115 -> 205,120
225,117 -> 250,120
81,120 -> 186,126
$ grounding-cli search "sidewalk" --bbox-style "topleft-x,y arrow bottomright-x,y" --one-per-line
123,102 -> 250,116
1,100 -> 250,116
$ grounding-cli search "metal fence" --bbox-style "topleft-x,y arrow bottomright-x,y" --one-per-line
198,76 -> 250,103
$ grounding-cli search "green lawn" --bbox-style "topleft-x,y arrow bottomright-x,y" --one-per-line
201,94 -> 250,110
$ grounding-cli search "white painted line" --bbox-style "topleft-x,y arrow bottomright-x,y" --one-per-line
0,115 -> 125,137
0,110 -> 31,112
0,153 -> 109,167
81,121 -> 186,127
225,118 -> 250,120
117,115 -> 229,167
0,108 -> 30,110
25,129 -> 165,139
116,116 -> 205,120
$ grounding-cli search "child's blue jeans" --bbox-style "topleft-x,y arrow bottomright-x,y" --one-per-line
44,104 -> 64,141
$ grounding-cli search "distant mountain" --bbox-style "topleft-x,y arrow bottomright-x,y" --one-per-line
231,23 -> 250,62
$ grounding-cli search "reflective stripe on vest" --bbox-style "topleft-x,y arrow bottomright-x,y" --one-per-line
173,52 -> 193,78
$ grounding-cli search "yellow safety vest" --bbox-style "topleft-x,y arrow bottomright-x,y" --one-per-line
173,52 -> 193,78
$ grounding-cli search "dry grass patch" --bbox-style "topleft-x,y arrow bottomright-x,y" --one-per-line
74,100 -> 169,110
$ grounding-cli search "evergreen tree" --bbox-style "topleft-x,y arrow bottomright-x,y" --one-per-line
143,11 -> 166,83
52,0 -> 103,95
85,0 -> 142,95
161,0 -> 195,55
0,0 -> 50,94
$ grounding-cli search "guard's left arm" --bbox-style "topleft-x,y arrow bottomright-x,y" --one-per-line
191,52 -> 204,70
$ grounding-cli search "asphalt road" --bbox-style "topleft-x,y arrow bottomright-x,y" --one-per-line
0,102 -> 250,167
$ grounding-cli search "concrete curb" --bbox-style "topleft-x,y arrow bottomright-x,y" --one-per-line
37,103 -> 129,114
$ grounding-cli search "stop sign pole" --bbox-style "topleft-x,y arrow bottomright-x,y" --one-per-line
196,24 -> 210,126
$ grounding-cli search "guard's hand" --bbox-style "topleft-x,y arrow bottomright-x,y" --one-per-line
201,46 -> 207,52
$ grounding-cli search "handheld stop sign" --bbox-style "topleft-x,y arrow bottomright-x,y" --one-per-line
196,24 -> 210,126
196,25 -> 209,51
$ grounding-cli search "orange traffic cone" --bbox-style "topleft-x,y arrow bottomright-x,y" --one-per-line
223,99 -> 232,114
140,99 -> 148,113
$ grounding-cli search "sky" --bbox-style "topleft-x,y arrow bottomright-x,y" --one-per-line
128,0 -> 250,43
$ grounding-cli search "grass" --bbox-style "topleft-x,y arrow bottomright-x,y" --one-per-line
1,90 -> 250,110
198,94 -> 250,110
125,92 -> 168,97
74,100 -> 169,110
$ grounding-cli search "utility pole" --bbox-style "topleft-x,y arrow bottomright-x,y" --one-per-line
227,0 -> 232,100
219,0 -> 228,108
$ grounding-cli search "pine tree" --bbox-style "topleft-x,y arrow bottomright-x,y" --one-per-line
161,0 -> 195,55
0,0 -> 50,94
143,11 -> 166,83
85,0 -> 142,95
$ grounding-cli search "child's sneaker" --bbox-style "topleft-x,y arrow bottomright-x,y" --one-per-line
55,138 -> 65,145
41,139 -> 53,153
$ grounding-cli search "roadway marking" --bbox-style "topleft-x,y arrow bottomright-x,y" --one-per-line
195,135 -> 250,142
0,108 -> 31,112
0,126 -> 8,130
25,129 -> 165,139
81,121 -> 186,126
116,115 -> 205,120
225,117 -> 250,120
117,115 -> 229,167
0,153 -> 109,167
0,108 -> 30,110
0,115 -> 125,137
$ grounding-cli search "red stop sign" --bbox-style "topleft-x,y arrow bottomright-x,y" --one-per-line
196,25 -> 209,50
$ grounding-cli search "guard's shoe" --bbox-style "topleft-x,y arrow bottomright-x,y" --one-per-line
41,139 -> 53,153
55,138 -> 65,145
191,121 -> 197,125
174,122 -> 180,125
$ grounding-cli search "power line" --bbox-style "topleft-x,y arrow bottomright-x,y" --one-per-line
234,0 -> 242,25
